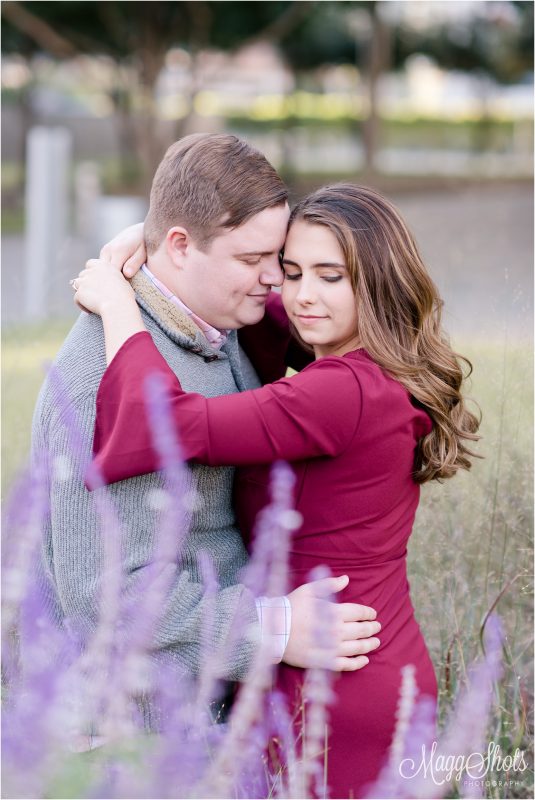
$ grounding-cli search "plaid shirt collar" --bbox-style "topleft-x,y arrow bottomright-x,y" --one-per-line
141,264 -> 229,350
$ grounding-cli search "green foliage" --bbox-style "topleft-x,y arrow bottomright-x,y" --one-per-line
277,1 -> 360,71
43,735 -> 160,799
2,1 -> 181,59
3,0 -> 532,83
1,1 -> 309,62
395,1 -> 534,84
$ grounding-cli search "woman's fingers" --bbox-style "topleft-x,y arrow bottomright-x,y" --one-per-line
74,297 -> 91,314
84,258 -> 106,272
99,222 -> 145,271
123,244 -> 146,277
99,241 -> 133,271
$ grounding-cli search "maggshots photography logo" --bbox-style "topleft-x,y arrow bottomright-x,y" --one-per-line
399,741 -> 528,787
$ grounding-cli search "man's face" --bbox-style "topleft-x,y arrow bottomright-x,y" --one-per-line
176,204 -> 289,329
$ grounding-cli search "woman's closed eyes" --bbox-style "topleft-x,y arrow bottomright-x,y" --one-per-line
283,271 -> 343,283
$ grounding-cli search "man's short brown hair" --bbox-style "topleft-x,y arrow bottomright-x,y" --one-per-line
144,133 -> 288,254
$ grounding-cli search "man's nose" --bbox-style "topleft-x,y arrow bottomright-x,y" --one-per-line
259,257 -> 284,288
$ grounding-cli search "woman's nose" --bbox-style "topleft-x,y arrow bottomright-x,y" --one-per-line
296,277 -> 316,304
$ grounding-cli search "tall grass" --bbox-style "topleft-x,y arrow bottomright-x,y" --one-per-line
1,322 -> 533,798
409,338 -> 533,798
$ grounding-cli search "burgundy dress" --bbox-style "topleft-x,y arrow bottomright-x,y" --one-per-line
91,305 -> 437,799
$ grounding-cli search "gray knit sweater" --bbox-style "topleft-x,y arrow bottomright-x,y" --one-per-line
31,271 -> 261,683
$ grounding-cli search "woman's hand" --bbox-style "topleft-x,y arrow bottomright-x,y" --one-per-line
72,259 -> 146,365
73,258 -> 136,316
100,222 -> 146,277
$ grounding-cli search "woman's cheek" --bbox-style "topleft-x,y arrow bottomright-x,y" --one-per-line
281,282 -> 294,313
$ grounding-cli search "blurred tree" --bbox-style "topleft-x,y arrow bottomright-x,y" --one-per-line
392,0 -> 533,151
277,1 -> 391,174
1,0 -> 314,187
2,1 -> 531,182
394,0 -> 533,85
2,0 -> 180,185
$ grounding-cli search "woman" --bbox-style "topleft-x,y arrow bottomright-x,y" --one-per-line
74,184 -> 480,797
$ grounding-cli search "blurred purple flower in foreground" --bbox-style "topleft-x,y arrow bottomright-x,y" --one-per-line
368,616 -> 505,800
2,373 -> 506,799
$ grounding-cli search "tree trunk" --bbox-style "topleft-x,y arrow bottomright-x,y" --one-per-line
362,2 -> 389,176
136,46 -> 167,193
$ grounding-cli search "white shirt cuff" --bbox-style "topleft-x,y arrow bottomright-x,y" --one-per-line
255,595 -> 291,664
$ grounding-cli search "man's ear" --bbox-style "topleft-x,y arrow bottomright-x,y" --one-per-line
165,226 -> 193,267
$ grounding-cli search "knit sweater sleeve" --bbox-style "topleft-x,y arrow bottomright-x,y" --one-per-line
43,393 -> 259,681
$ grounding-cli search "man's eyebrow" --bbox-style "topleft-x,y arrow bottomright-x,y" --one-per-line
235,250 -> 277,257
281,258 -> 346,269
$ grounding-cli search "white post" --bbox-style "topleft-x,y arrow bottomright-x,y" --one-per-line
24,126 -> 71,320
93,196 -> 148,251
74,161 -> 101,240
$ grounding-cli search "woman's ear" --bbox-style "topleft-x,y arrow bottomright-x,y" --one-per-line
165,226 -> 191,267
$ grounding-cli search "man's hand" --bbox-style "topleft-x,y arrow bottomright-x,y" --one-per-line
284,575 -> 381,672
99,222 -> 146,277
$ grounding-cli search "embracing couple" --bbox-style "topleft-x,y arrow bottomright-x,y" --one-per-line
35,133 -> 479,798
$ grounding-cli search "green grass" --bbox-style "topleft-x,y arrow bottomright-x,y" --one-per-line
409,338 -> 533,798
1,319 -> 74,495
2,325 -> 533,797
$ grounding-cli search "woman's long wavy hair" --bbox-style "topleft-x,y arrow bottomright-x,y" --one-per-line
288,183 -> 481,483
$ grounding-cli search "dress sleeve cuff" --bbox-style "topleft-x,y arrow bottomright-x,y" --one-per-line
87,331 -> 172,490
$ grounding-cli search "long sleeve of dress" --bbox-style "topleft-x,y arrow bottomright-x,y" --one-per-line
91,332 -> 363,486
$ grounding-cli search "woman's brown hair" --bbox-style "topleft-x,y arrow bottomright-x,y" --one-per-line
289,183 -> 480,483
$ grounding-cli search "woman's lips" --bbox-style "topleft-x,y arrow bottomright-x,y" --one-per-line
296,314 -> 327,325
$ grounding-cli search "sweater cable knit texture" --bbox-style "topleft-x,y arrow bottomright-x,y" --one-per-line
31,270 -> 262,695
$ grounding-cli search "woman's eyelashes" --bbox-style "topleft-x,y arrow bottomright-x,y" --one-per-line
283,271 -> 342,283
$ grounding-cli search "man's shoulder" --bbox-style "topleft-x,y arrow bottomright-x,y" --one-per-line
51,313 -> 108,392
39,311 -> 187,407
32,314 -> 107,432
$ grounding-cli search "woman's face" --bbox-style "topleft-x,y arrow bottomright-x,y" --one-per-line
281,220 -> 360,359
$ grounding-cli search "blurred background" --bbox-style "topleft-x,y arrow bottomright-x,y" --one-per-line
4,0 -> 532,477
1,2 -> 534,793
1,1 -> 533,328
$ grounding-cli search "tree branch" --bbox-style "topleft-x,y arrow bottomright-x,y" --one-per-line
1,0 -> 78,58
242,1 -> 318,48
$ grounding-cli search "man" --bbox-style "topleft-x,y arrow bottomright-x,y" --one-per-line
33,134 -> 380,725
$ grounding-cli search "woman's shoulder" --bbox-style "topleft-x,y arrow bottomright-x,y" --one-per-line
340,349 -> 432,433
303,349 -> 411,406
341,349 -> 401,386
299,349 -> 380,383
